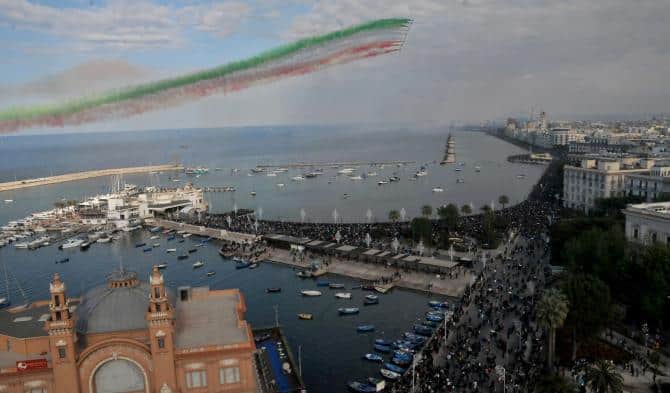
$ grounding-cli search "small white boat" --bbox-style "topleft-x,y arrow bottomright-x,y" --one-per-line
183,233 -> 192,238
266,173 -> 277,177
432,187 -> 444,193
377,180 -> 388,185
13,242 -> 28,249
150,235 -> 159,240
156,263 -> 168,269
474,166 -> 481,172
415,171 -> 427,177
193,261 -> 204,268
153,243 -> 160,247
367,172 -> 378,177
250,191 -> 257,197
516,174 -> 526,179
349,175 -> 363,181
335,292 -> 352,299
96,236 -> 111,243
61,238 -> 84,249
3,200 -> 13,204
291,176 -> 305,181
337,168 -> 356,175
301,290 -> 322,297
172,179 -> 181,182
276,183 -> 285,188
456,178 -> 465,184
454,168 -> 462,172
166,248 -> 177,253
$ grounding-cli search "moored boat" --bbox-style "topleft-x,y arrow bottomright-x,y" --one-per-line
235,260 -> 252,269
266,287 -> 281,293
192,261 -> 204,268
177,254 -> 188,260
357,324 -> 375,332
347,381 -> 377,393
166,248 -> 177,253
338,307 -> 359,315
362,353 -> 383,362
374,344 -> 392,353
380,369 -> 400,380
335,292 -> 352,299
383,362 -> 406,374
300,290 -> 322,297
329,283 -> 344,289
156,263 -> 168,269
206,271 -> 215,277
298,313 -> 313,320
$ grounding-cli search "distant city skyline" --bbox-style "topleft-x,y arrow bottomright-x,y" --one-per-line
1,0 -> 669,133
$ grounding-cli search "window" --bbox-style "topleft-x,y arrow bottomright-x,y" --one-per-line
186,370 -> 207,388
54,295 -> 60,307
220,367 -> 241,384
157,337 -> 165,349
58,347 -> 66,359
155,303 -> 161,312
633,228 -> 639,239
55,311 -> 61,321
154,287 -> 160,298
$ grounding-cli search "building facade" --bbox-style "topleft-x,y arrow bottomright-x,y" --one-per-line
0,268 -> 257,393
623,202 -> 670,245
625,165 -> 670,201
563,158 -> 653,212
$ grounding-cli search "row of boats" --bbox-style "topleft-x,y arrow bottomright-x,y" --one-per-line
347,302 -> 451,392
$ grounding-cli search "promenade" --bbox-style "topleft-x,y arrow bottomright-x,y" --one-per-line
0,164 -> 183,192
150,218 -> 258,244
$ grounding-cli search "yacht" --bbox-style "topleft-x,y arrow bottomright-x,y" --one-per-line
432,187 -> 444,193
276,183 -> 285,188
349,175 -> 363,181
60,238 -> 84,249
192,261 -> 204,268
300,290 -> 322,297
334,292 -> 352,299
377,180 -> 389,186
415,171 -> 428,177
250,191 -> 257,197
367,172 -> 378,177
291,176 -> 305,182
337,168 -> 356,175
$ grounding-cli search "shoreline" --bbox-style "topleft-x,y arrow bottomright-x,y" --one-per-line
0,164 -> 183,192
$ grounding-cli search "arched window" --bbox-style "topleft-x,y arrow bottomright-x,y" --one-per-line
94,359 -> 146,393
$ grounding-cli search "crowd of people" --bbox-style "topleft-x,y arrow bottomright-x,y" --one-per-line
388,236 -> 551,392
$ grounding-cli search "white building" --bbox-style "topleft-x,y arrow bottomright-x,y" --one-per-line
623,202 -> 670,244
626,165 -> 670,201
563,158 -> 654,212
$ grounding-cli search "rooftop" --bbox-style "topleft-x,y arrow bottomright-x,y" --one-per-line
625,202 -> 670,218
0,301 -> 79,338
174,287 -> 249,349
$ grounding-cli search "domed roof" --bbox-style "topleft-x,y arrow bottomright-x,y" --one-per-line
76,270 -> 173,334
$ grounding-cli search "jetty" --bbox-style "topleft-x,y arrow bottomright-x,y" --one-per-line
0,164 -> 183,192
256,160 -> 415,168
149,218 -> 257,244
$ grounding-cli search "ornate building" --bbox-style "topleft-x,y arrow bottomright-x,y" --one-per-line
0,267 -> 257,393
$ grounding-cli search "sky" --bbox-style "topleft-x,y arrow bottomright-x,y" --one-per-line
0,0 -> 669,133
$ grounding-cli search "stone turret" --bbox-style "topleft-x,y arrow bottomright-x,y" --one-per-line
46,273 -> 80,393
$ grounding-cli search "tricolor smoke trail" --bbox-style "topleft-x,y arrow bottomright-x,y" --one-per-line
0,18 -> 411,134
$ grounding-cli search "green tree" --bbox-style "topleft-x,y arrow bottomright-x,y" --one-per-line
634,243 -> 670,322
498,195 -> 509,209
585,360 -> 623,393
480,204 -> 492,213
388,209 -> 400,223
461,204 -> 472,215
410,217 -> 432,244
536,288 -> 570,371
437,203 -> 459,230
561,274 -> 613,361
534,374 -> 577,393
421,204 -> 433,218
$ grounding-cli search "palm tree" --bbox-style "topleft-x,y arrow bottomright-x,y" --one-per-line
536,288 -> 569,371
461,204 -> 472,215
421,204 -> 432,218
534,374 -> 577,393
585,360 -> 623,393
480,205 -> 492,213
388,210 -> 400,223
498,195 -> 509,209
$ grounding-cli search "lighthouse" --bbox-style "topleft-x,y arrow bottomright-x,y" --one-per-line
441,134 -> 456,164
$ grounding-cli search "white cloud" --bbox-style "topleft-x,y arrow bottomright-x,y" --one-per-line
0,0 -> 253,51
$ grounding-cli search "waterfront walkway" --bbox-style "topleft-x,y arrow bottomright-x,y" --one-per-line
150,218 -> 258,244
0,164 -> 183,192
